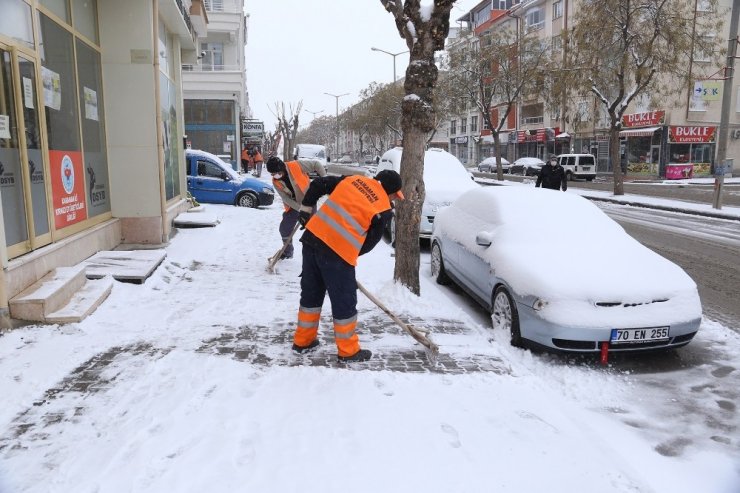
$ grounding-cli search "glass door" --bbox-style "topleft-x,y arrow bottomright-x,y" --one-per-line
0,45 -> 52,260
0,46 -> 30,258
18,54 -> 51,247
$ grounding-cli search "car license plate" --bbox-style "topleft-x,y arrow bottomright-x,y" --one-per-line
611,327 -> 669,343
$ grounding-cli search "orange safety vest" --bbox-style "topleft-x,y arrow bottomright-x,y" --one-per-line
307,176 -> 390,266
273,160 -> 311,210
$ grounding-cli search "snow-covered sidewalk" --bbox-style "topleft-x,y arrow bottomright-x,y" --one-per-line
0,181 -> 738,493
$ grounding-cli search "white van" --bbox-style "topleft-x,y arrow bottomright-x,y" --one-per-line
294,144 -> 327,166
557,153 -> 597,181
376,147 -> 478,241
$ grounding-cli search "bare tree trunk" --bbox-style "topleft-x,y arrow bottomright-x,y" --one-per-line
609,124 -> 624,195
494,132 -> 503,181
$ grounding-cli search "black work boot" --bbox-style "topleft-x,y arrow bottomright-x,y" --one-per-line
338,349 -> 372,362
292,339 -> 319,353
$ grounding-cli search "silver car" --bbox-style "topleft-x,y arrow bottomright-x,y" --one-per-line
430,186 -> 702,354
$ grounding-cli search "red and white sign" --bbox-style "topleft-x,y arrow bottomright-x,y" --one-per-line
622,110 -> 665,128
49,150 -> 87,229
668,126 -> 716,143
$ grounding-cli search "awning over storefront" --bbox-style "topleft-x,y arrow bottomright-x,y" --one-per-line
619,126 -> 661,137
555,132 -> 570,139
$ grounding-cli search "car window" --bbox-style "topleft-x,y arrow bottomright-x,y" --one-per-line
198,159 -> 224,178
580,155 -> 595,166
567,156 -> 575,167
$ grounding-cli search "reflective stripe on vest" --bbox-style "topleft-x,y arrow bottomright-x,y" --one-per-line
306,176 -> 390,266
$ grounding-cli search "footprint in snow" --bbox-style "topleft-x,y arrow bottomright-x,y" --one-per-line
441,423 -> 461,448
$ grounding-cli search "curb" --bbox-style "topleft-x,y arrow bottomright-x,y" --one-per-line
581,195 -> 740,222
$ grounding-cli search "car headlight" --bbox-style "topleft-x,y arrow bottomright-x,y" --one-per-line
533,298 -> 548,311
262,187 -> 274,194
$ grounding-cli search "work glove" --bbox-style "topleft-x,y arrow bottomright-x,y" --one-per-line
298,205 -> 313,229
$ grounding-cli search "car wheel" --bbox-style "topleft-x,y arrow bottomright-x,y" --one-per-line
430,242 -> 451,285
387,215 -> 396,248
237,192 -> 258,208
492,286 -> 523,347
566,171 -> 573,181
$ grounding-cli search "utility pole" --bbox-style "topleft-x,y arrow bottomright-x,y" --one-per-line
324,92 -> 348,158
713,0 -> 740,209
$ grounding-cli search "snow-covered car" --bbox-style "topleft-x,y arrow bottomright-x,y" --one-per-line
477,157 -> 510,173
509,157 -> 545,176
431,186 -> 701,355
376,147 -> 478,241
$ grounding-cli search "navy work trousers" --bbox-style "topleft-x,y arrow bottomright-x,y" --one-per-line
280,209 -> 300,257
299,242 -> 357,320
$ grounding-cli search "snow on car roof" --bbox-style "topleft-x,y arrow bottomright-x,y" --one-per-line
435,186 -> 700,325
514,157 -> 545,165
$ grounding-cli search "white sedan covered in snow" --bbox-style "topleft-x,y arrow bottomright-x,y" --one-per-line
430,186 -> 702,354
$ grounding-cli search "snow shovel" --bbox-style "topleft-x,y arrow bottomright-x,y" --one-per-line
267,223 -> 300,273
356,281 -> 440,363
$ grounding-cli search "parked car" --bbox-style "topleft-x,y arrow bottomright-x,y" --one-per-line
431,186 -> 701,354
376,147 -> 478,242
186,149 -> 274,208
294,143 -> 328,177
557,153 -> 597,181
509,157 -> 545,176
477,157 -> 510,173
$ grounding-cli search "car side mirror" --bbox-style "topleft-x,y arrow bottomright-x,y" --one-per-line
221,171 -> 230,181
475,232 -> 492,247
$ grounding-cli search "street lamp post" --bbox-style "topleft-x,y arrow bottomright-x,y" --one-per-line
305,109 -> 324,120
371,46 -> 409,83
324,92 -> 348,158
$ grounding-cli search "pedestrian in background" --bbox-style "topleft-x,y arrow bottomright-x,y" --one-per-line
250,147 -> 264,177
535,156 -> 568,191
292,170 -> 404,362
240,146 -> 250,174
265,156 -> 326,259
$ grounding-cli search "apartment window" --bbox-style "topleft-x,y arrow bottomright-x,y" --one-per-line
552,34 -> 562,53
696,0 -> 712,11
497,0 -> 519,9
201,42 -> 224,70
205,0 -> 224,12
483,118 -> 490,130
525,7 -> 545,31
553,1 -> 563,19
693,35 -> 714,62
460,117 -> 467,133
471,116 -> 478,132
450,120 -> 457,135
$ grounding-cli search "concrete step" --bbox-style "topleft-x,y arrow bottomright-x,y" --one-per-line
46,276 -> 114,324
9,266 -> 88,322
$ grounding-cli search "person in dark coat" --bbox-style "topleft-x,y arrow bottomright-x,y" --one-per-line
535,157 -> 567,191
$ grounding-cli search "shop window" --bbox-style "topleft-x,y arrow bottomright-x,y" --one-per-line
161,73 -> 181,201
73,0 -> 98,43
76,38 -> 110,217
39,14 -> 81,152
39,0 -> 70,23
0,0 -> 35,49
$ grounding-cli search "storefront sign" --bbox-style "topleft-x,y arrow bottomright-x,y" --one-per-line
622,110 -> 665,128
49,150 -> 88,228
455,136 -> 468,144
694,81 -> 722,101
668,126 -> 716,143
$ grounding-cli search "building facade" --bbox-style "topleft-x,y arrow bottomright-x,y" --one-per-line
451,0 -> 738,176
182,0 -> 247,168
0,0 -> 209,322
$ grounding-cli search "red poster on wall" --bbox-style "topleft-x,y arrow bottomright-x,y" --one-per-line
49,150 -> 88,229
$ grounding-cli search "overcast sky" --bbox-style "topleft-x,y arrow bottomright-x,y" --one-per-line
244,0 -> 483,133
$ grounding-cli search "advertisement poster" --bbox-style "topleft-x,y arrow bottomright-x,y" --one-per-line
41,66 -> 61,110
84,87 -> 99,121
0,114 -> 9,139
49,150 -> 87,229
23,77 -> 34,109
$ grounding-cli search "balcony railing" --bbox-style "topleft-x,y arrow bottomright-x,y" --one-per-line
183,64 -> 242,72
